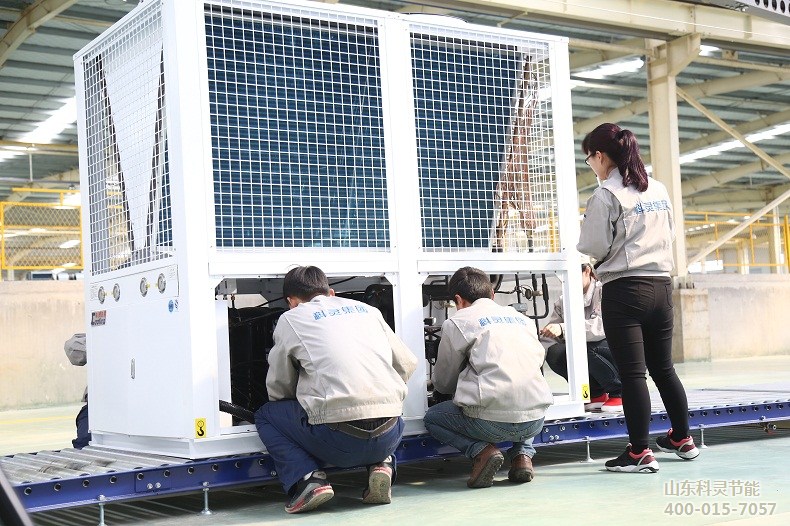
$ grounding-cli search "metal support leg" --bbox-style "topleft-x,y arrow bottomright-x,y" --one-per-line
698,424 -> 708,449
581,436 -> 594,462
200,482 -> 212,516
97,495 -> 107,526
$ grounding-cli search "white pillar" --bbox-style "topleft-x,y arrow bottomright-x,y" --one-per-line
646,35 -> 699,283
767,207 -> 783,274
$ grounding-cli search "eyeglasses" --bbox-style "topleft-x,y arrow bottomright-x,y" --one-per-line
584,152 -> 595,166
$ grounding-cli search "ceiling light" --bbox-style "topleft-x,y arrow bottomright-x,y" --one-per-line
745,123 -> 790,142
62,193 -> 81,206
679,123 -> 790,165
576,58 -> 644,80
0,97 -> 77,164
59,239 -> 81,249
679,140 -> 740,164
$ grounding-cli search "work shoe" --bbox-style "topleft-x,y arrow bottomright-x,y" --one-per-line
600,396 -> 624,413
605,445 -> 659,473
507,454 -> 534,483
467,444 -> 504,488
584,393 -> 608,411
362,457 -> 394,504
285,471 -> 334,514
656,429 -> 701,460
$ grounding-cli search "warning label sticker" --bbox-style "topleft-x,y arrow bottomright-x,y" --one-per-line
195,418 -> 207,438
91,310 -> 106,326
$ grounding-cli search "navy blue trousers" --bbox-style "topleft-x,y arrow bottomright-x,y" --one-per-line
255,400 -> 403,494
545,338 -> 622,399
73,403 -> 91,449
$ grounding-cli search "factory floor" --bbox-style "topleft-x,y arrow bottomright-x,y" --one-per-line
2,355 -> 790,526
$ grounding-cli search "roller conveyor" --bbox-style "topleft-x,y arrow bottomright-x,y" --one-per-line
3,383 -> 788,513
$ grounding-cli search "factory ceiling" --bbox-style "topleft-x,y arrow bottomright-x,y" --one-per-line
0,0 -> 788,217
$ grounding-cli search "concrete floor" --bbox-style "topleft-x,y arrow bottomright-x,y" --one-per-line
2,356 -> 790,526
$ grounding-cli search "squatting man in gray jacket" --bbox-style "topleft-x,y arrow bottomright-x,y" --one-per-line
424,266 -> 553,488
255,266 -> 417,514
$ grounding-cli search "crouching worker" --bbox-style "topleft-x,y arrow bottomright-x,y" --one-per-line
255,266 -> 417,514
542,261 -> 623,413
424,267 -> 553,488
65,333 -> 90,449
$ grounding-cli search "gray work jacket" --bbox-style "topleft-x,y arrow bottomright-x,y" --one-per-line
577,169 -> 675,284
545,279 -> 606,342
432,298 -> 553,423
266,295 -> 417,425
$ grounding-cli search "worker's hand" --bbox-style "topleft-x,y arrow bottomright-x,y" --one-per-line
540,323 -> 562,341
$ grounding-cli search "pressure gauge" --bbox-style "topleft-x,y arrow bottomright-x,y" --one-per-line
112,283 -> 121,302
98,286 -> 106,304
140,277 -> 149,297
157,273 -> 166,293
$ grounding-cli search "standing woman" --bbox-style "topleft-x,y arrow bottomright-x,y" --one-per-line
577,123 -> 700,473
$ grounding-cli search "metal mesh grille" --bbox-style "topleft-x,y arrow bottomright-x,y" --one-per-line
411,29 -> 558,253
0,203 -> 82,270
205,5 -> 389,250
80,1 -> 172,275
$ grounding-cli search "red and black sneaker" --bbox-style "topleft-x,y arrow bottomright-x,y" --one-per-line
605,444 -> 659,473
285,471 -> 334,514
584,393 -> 609,411
656,429 -> 701,460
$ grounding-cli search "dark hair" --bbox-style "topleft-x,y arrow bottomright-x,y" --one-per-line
448,266 -> 494,303
282,266 -> 330,301
581,262 -> 598,281
582,123 -> 649,192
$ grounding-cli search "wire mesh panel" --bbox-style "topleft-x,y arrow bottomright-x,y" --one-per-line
205,4 -> 389,250
0,203 -> 82,270
79,0 -> 173,275
410,27 -> 559,253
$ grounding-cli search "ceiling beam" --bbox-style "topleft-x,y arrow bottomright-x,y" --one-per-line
0,0 -> 78,68
3,169 -> 79,203
2,59 -> 75,75
0,140 -> 77,153
682,152 -> 790,196
577,107 -> 790,189
568,37 -> 652,70
574,68 -> 790,136
17,43 -> 77,57
677,87 -> 790,182
0,75 -> 72,89
653,107 -> 790,165
33,26 -> 96,40
470,0 -> 790,52
693,56 -> 790,75
683,184 -> 790,209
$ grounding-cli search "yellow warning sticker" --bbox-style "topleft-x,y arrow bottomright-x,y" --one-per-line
581,384 -> 590,401
195,418 -> 207,439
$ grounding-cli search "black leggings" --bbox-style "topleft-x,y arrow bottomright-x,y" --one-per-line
601,277 -> 690,451
545,339 -> 622,399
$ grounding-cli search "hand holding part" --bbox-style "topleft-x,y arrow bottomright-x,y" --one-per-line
540,323 -> 562,340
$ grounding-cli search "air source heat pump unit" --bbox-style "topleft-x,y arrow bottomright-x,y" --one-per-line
75,0 -> 588,459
